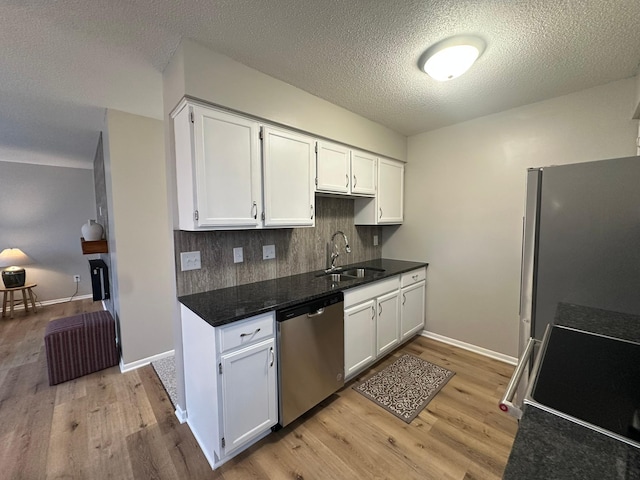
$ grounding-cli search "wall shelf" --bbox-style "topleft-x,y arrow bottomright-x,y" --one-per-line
81,238 -> 108,255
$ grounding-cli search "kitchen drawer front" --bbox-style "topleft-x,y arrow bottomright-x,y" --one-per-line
344,276 -> 399,308
218,312 -> 275,353
401,268 -> 426,288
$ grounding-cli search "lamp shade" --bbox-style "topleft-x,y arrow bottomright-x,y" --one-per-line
0,248 -> 32,267
0,248 -> 31,288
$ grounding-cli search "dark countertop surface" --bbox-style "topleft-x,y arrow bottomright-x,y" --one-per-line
503,303 -> 640,479
178,258 -> 428,328
503,405 -> 640,479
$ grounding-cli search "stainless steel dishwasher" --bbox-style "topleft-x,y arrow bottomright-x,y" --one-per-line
276,292 -> 344,428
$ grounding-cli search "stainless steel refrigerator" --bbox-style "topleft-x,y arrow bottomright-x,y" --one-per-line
518,155 -> 640,355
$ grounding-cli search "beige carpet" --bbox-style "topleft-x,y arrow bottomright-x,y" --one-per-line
354,354 -> 454,423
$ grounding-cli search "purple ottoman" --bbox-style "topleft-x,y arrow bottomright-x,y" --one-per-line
44,310 -> 119,385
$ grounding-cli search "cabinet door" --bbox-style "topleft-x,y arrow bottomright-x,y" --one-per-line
377,158 -> 404,224
401,281 -> 426,340
262,127 -> 315,227
316,141 -> 350,194
192,105 -> 261,228
376,290 -> 400,356
220,338 -> 277,455
344,300 -> 376,379
351,150 -> 376,196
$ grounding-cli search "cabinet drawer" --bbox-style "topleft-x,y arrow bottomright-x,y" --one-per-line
344,276 -> 399,308
219,312 -> 274,353
401,268 -> 426,287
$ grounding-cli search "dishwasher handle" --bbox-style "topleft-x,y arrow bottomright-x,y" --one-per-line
499,337 -> 539,419
307,308 -> 325,318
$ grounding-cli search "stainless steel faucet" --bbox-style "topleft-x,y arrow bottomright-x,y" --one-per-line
328,230 -> 351,271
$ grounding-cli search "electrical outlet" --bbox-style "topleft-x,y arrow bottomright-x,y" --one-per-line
180,251 -> 202,271
233,247 -> 244,264
373,235 -> 379,246
73,274 -> 81,283
263,244 -> 276,260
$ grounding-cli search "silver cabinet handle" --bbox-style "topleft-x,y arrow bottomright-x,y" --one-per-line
251,201 -> 257,219
412,274 -> 419,281
379,207 -> 383,219
269,347 -> 274,367
499,336 -> 540,419
378,303 -> 382,316
402,293 -> 406,305
353,175 -> 357,188
345,174 -> 349,188
371,305 -> 375,319
310,204 -> 314,220
240,328 -> 261,338
307,308 -> 325,318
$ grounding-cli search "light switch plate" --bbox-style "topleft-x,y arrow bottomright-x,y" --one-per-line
233,247 -> 244,263
373,235 -> 379,246
180,251 -> 201,271
263,244 -> 276,260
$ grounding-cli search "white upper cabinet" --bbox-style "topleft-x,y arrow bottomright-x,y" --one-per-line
173,102 -> 262,230
316,143 -> 376,197
262,127 -> 316,227
316,141 -> 350,194
378,158 -> 404,223
354,157 -> 405,225
350,150 -> 377,196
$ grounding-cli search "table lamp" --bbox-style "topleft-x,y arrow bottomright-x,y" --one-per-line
0,248 -> 32,288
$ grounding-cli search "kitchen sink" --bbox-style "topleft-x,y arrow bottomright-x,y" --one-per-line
315,266 -> 386,281
526,325 -> 640,446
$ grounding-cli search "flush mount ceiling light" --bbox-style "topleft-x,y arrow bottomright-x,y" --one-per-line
419,35 -> 485,81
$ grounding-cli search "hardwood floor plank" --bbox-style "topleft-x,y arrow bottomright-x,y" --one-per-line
87,403 -> 136,479
126,424 -> 180,480
0,300 -> 518,479
137,365 -> 223,479
0,358 -> 56,479
45,395 -> 90,479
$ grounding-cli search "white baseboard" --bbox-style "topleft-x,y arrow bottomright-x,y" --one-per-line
420,330 -> 518,365
175,405 -> 187,424
8,293 -> 94,311
119,349 -> 176,373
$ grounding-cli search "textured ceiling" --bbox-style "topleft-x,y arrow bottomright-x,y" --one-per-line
2,0 -> 640,167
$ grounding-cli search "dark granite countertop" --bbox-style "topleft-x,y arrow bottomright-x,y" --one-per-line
554,302 -> 640,344
178,258 -> 428,327
504,303 -> 640,479
504,405 -> 640,479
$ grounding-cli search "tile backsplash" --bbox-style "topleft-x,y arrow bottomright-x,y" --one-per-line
174,196 -> 382,296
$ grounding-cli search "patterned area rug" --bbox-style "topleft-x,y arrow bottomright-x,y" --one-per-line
151,355 -> 178,408
354,354 -> 455,423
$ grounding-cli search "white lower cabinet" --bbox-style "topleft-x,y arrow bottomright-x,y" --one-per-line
401,281 -> 426,340
400,268 -> 426,340
344,269 -> 426,380
181,306 -> 277,469
344,299 -> 376,379
344,276 -> 399,380
376,290 -> 400,356
220,338 -> 277,455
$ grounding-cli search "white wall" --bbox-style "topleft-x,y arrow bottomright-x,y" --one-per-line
104,109 -> 175,366
167,39 -> 407,162
383,78 -> 638,357
0,160 -> 96,301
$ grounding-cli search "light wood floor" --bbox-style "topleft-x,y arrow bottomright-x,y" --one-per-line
0,299 -> 517,479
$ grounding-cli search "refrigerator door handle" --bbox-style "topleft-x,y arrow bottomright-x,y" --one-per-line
499,337 -> 540,419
